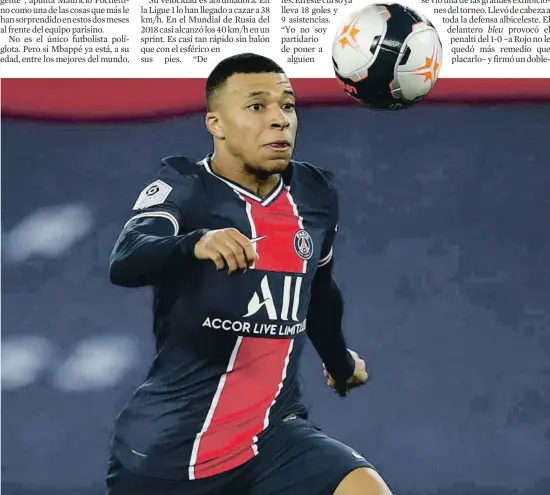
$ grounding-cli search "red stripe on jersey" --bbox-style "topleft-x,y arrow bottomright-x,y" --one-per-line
193,338 -> 293,479
248,189 -> 306,273
190,188 -> 305,479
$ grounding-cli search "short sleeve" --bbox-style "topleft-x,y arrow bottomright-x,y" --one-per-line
124,159 -> 196,235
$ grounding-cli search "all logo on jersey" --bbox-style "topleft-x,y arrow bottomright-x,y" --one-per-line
202,276 -> 306,337
293,230 -> 313,260
132,179 -> 172,211
243,275 -> 302,322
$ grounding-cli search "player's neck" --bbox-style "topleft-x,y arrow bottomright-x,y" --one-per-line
210,154 -> 280,198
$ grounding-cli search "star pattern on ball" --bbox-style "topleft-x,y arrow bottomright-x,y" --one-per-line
338,21 -> 360,48
413,51 -> 440,82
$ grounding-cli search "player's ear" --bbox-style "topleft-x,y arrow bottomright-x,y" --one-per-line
205,112 -> 225,139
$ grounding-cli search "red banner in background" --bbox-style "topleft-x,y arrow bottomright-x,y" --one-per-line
1,78 -> 549,122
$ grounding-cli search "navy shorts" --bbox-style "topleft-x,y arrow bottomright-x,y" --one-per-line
105,416 -> 375,495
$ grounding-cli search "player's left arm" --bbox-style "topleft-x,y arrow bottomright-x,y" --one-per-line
305,173 -> 368,397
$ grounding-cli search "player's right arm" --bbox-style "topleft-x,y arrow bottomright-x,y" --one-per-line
109,160 -> 257,287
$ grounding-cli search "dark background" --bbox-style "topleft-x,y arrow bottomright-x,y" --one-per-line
2,102 -> 549,495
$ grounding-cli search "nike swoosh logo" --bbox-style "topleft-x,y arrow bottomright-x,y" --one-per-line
250,235 -> 267,243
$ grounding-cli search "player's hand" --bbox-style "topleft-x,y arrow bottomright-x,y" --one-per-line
194,228 -> 258,274
323,349 -> 368,397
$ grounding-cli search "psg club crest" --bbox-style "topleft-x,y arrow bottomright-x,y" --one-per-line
293,230 -> 313,260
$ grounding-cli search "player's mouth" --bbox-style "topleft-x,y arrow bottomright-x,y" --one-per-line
265,140 -> 291,151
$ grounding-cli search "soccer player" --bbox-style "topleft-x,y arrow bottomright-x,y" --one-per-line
105,53 -> 393,495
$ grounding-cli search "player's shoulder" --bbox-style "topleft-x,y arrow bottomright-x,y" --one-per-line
132,155 -> 203,211
158,155 -> 204,181
289,159 -> 337,192
154,154 -> 207,192
289,159 -> 334,184
288,159 -> 338,200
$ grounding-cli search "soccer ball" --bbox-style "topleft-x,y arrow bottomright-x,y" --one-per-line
331,3 -> 443,110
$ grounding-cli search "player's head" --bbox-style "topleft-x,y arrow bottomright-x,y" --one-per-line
205,53 -> 297,175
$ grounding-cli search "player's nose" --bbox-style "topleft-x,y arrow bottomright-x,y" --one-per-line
269,108 -> 291,128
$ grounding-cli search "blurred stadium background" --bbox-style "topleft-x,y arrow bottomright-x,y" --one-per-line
2,80 -> 550,495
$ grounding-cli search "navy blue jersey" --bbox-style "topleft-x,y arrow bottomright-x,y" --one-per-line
109,154 -> 353,481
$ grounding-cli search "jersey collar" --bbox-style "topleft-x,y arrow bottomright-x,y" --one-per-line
198,154 -> 284,207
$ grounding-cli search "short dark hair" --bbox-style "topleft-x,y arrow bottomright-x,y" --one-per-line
205,53 -> 285,111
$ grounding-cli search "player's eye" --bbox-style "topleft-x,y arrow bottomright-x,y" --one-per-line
282,103 -> 296,111
248,103 -> 263,111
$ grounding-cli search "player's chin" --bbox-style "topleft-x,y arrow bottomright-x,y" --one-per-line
261,146 -> 293,171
